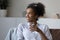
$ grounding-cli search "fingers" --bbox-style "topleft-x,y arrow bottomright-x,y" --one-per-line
29,26 -> 37,31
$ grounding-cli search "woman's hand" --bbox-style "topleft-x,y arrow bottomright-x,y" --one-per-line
29,23 -> 48,40
29,24 -> 40,32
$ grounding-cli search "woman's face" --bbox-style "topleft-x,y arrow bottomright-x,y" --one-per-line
26,8 -> 38,22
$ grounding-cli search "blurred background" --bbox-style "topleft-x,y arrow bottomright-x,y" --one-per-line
0,0 -> 60,40
0,0 -> 60,18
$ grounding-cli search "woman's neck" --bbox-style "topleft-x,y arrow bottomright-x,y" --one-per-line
29,21 -> 37,25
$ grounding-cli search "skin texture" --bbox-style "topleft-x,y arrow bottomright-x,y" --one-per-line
26,8 -> 48,40
26,8 -> 37,22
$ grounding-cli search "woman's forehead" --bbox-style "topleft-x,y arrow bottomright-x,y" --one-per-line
26,8 -> 35,12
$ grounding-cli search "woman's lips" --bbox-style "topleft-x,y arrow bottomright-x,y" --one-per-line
26,18 -> 30,19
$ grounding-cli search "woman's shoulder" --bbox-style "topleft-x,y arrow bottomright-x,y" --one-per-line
18,22 -> 28,26
17,23 -> 28,28
38,23 -> 48,27
38,23 -> 49,30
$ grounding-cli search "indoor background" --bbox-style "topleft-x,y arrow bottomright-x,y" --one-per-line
0,0 -> 60,40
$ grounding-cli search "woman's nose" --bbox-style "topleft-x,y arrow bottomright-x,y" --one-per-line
26,13 -> 29,17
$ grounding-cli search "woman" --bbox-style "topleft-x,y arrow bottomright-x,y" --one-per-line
5,2 -> 52,40
17,2 -> 52,40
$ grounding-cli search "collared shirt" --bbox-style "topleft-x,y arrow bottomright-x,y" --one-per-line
17,22 -> 52,40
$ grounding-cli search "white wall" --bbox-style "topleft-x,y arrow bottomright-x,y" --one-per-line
8,0 -> 60,17
38,18 -> 60,29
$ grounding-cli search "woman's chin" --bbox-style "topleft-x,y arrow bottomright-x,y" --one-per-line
26,18 -> 33,22
27,20 -> 31,22
26,19 -> 32,22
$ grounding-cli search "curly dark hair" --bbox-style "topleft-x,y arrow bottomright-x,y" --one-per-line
27,2 -> 45,17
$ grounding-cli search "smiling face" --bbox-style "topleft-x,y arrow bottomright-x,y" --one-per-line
26,8 -> 38,22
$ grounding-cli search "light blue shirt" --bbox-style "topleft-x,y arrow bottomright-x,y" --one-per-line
5,23 -> 52,40
17,22 -> 52,40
